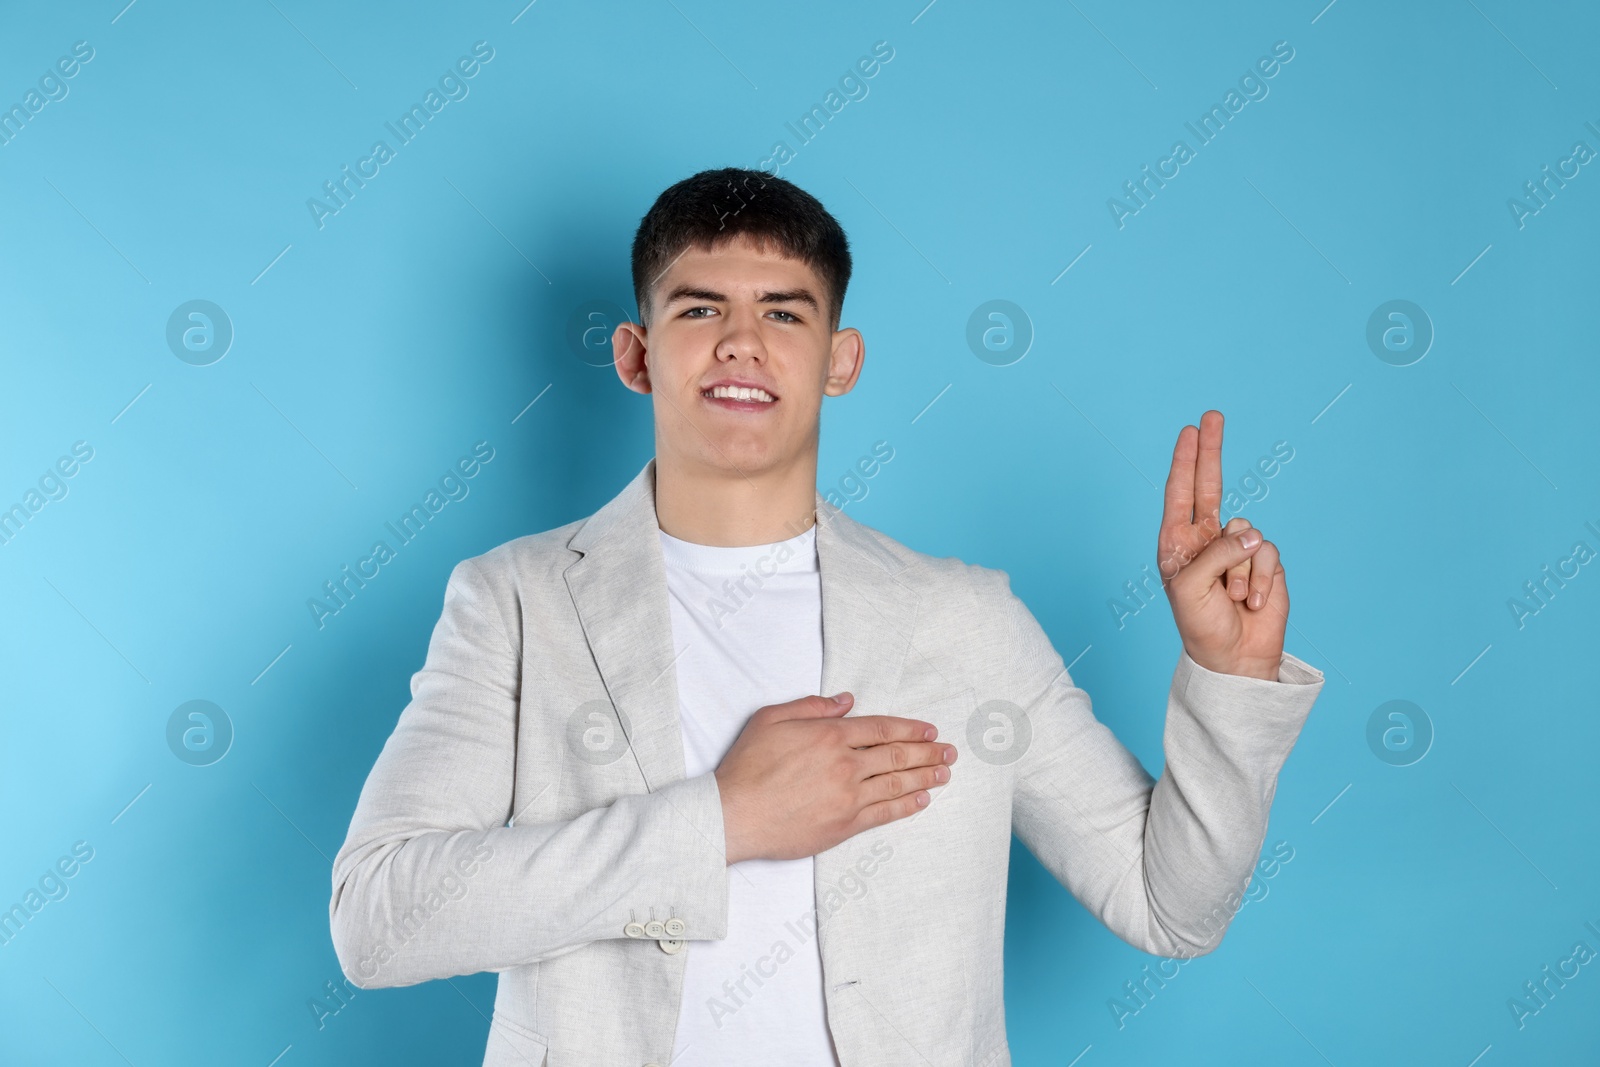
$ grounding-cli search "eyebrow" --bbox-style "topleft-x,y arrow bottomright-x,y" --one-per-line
660,285 -> 820,314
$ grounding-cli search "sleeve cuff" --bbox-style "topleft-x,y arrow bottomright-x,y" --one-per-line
1170,648 -> 1325,761
651,770 -> 731,941
1275,651 -> 1324,686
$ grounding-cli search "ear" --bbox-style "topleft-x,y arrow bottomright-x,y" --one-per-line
824,326 -> 864,397
612,319 -> 651,394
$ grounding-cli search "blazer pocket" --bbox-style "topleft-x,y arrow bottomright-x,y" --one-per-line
485,1013 -> 548,1067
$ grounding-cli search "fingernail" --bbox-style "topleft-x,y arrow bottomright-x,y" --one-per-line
1249,592 -> 1263,609
923,726 -> 936,740
944,746 -> 956,763
833,693 -> 851,705
934,766 -> 949,782
915,792 -> 929,806
1240,530 -> 1261,549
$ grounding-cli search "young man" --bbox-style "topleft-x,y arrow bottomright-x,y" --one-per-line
330,168 -> 1325,1067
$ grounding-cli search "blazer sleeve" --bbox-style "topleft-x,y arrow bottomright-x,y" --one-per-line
329,556 -> 731,990
990,568 -> 1324,958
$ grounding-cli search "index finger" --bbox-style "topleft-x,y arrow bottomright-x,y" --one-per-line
839,715 -> 937,746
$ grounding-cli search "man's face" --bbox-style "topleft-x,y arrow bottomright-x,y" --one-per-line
613,233 -> 863,478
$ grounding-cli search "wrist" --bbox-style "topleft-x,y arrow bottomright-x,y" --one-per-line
1185,645 -> 1281,681
714,770 -> 752,865
1229,663 -> 1280,681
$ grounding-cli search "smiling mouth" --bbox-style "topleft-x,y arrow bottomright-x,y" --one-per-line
702,385 -> 777,405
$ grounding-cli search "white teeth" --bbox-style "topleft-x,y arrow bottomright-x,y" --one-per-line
706,385 -> 775,403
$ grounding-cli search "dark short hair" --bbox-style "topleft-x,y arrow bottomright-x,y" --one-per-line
630,167 -> 852,330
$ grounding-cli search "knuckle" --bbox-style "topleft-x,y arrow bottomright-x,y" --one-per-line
831,756 -> 857,787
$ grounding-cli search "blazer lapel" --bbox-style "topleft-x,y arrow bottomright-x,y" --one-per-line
812,490 -> 921,746
564,458 -> 687,792
562,456 -> 923,803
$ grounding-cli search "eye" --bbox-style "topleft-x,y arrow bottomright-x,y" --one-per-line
683,306 -> 716,319
769,310 -> 799,323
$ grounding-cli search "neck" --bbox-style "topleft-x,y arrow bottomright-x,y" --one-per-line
653,452 -> 818,547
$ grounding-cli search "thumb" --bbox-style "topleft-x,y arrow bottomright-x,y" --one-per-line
1181,525 -> 1263,586
770,692 -> 853,721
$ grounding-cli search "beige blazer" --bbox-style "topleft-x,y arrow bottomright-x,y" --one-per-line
330,457 -> 1324,1067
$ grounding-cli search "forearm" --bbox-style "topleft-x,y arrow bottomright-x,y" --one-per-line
1010,646 -> 1322,959
330,770 -> 730,988
1129,649 -> 1323,955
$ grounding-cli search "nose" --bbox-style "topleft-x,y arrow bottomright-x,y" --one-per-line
714,306 -> 768,364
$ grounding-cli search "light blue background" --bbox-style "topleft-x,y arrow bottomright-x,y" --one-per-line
2,0 -> 1597,1063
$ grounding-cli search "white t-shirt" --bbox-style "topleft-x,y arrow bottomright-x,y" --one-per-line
658,521 -> 840,1066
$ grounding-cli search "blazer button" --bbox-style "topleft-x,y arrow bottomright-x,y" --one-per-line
664,918 -> 686,937
644,920 -> 666,938
624,922 -> 646,938
658,938 -> 685,954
